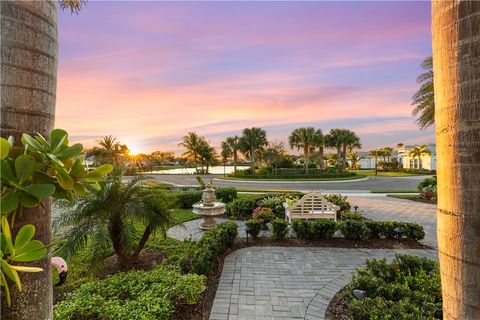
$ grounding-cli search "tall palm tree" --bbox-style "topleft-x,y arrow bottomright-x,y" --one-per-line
197,140 -> 217,174
239,127 -> 268,174
408,144 -> 431,169
382,147 -> 393,162
288,127 -> 317,174
411,56 -> 435,129
222,136 -> 241,175
314,129 -> 325,169
0,1 -> 84,318
54,175 -> 174,268
325,129 -> 361,171
89,135 -> 128,165
178,132 -> 202,172
433,2 -> 480,317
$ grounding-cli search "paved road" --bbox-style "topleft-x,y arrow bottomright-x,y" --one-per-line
143,174 -> 429,192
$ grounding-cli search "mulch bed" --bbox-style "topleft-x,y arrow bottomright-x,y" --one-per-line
172,237 -> 430,320
325,287 -> 350,320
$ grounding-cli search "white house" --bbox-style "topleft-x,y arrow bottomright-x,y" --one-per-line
396,144 -> 436,170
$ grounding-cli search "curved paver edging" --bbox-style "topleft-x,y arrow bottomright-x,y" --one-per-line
214,177 -> 370,184
210,247 -> 437,320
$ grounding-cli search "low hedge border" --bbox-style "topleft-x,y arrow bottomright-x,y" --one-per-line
291,219 -> 425,241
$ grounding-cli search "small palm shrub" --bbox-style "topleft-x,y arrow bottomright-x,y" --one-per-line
343,254 -> 441,320
270,219 -> 289,240
215,187 -> 237,203
53,266 -> 205,320
245,219 -> 262,238
225,198 -> 257,218
54,174 -> 175,267
258,196 -> 285,217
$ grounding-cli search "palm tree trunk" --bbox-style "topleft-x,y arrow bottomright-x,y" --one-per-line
233,152 -> 237,175
304,146 -> 309,174
132,225 -> 152,258
1,1 -> 57,319
250,148 -> 255,174
433,2 -> 480,318
318,146 -> 324,169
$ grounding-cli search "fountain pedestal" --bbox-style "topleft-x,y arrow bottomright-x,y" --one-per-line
192,183 -> 226,230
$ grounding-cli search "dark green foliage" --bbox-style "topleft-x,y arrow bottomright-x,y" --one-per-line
225,198 -> 257,218
215,187 -> 238,203
172,190 -> 203,209
270,219 -> 289,240
165,221 -> 238,275
366,221 -> 425,241
338,220 -> 370,240
257,196 -> 285,218
340,211 -> 365,220
53,266 -> 205,320
291,219 -> 336,239
324,193 -> 351,212
343,254 -> 442,319
245,219 -> 262,238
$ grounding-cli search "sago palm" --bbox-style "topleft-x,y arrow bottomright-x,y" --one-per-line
240,127 -> 268,174
288,127 -> 317,174
411,56 -> 434,129
54,174 -> 175,268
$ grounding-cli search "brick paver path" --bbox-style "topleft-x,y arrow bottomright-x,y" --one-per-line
208,196 -> 438,320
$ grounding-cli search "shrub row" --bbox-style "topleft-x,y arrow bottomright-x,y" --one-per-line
270,219 -> 289,240
53,266 -> 205,320
343,254 -> 441,319
165,221 -> 238,275
292,219 -> 425,241
172,187 -> 238,209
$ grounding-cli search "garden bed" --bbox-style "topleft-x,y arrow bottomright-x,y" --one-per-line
387,194 -> 436,204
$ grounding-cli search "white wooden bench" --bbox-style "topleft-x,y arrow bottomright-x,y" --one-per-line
284,191 -> 340,223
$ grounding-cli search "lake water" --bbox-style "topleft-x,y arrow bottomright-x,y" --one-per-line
147,166 -> 250,175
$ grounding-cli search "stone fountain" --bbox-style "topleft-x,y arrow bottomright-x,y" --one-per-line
192,183 -> 226,230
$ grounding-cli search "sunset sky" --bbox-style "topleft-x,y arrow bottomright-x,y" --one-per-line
56,1 -> 434,154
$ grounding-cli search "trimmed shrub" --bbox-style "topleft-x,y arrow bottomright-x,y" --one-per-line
215,187 -> 237,203
338,220 -> 370,240
270,219 -> 289,240
343,254 -> 441,320
291,220 -> 309,239
340,211 -> 365,220
324,193 -> 351,212
165,221 -> 238,274
53,266 -> 205,320
225,198 -> 257,219
173,190 -> 202,209
291,219 -> 336,240
245,219 -> 262,238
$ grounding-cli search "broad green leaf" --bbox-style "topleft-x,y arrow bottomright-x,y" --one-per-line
70,158 -> 86,177
15,155 -> 36,183
0,160 -> 15,182
13,224 -> 35,251
72,183 -> 86,196
1,260 -> 21,290
0,138 -> 11,160
83,164 -> 113,182
85,182 -> 101,192
21,134 -> 45,152
25,184 -> 55,200
62,157 -> 73,170
0,271 -> 11,306
19,192 -> 39,208
56,143 -> 83,160
52,186 -> 67,200
0,234 -> 8,255
9,265 -> 43,273
1,217 -> 14,255
11,240 -> 46,262
50,129 -> 68,151
34,134 -> 51,149
0,192 -> 19,214
32,171 -> 54,184
54,165 -> 74,190
46,153 -> 64,167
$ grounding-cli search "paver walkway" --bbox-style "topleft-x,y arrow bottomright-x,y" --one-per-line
210,247 -> 437,320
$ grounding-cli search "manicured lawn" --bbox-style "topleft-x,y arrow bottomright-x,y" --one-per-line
171,208 -> 200,225
370,189 -> 418,193
218,174 -> 367,181
353,170 -> 431,177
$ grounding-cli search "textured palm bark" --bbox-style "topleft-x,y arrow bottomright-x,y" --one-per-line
432,1 -> 480,319
0,1 -> 57,319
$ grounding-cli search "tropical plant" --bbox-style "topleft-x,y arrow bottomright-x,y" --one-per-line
239,127 -> 268,174
87,135 -> 129,166
197,140 -> 217,174
178,132 -> 203,172
54,174 -> 175,267
314,129 -> 325,169
288,127 -> 318,174
262,141 -> 287,175
408,144 -> 431,169
347,151 -> 363,170
411,56 -> 434,129
325,129 -> 361,171
222,136 -> 241,175
0,129 -> 112,307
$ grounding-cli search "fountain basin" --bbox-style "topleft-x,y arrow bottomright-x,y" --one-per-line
192,202 -> 226,230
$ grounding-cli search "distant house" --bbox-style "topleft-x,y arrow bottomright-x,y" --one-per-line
396,144 -> 436,170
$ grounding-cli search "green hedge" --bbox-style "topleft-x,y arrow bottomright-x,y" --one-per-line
53,266 -> 205,320
343,254 -> 441,319
291,219 -> 425,242
270,219 -> 289,240
225,198 -> 257,218
172,190 -> 202,208
165,221 -> 238,275
245,219 -> 262,238
215,187 -> 238,203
